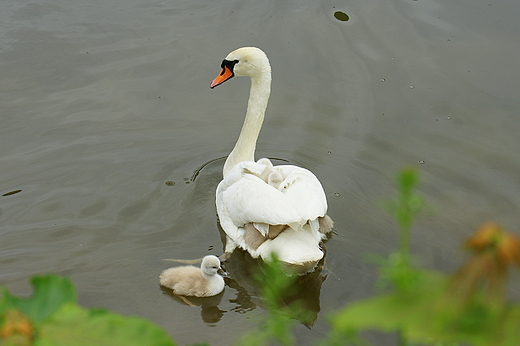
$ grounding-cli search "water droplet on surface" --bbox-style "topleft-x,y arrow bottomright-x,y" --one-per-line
165,181 -> 175,186
334,192 -> 340,197
446,115 -> 451,120
327,151 -> 332,154
418,160 -> 425,164
380,78 -> 386,82
333,11 -> 349,21
409,85 -> 414,89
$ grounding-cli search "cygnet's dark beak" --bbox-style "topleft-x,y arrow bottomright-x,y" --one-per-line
217,267 -> 228,276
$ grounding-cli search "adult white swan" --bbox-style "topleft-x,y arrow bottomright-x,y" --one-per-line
210,47 -> 333,270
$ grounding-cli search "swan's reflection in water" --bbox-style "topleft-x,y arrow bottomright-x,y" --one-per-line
160,249 -> 327,326
223,250 -> 327,327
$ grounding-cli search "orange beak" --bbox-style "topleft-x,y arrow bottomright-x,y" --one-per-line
210,65 -> 234,89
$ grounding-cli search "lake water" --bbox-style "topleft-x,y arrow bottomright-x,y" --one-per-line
1,0 -> 519,345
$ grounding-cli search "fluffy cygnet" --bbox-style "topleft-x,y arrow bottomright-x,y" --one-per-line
257,158 -> 284,189
159,255 -> 225,297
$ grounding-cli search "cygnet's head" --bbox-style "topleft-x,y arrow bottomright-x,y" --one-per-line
257,157 -> 273,168
268,171 -> 283,188
210,47 -> 271,88
201,255 -> 221,276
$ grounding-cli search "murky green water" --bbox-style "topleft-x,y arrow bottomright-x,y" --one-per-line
1,0 -> 519,344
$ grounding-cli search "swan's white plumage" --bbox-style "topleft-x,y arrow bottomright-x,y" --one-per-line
211,47 -> 333,269
219,163 -> 303,227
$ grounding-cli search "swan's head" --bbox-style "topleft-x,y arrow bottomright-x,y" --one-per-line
210,47 -> 271,88
201,255 -> 221,276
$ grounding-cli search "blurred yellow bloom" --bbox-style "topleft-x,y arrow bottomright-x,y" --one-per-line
465,222 -> 520,268
0,309 -> 34,344
448,222 -> 520,306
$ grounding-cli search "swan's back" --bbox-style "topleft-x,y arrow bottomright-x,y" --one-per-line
216,158 -> 333,268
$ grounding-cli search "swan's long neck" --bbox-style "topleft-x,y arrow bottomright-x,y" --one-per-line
223,68 -> 271,176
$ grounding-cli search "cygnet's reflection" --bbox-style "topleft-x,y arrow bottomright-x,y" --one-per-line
160,286 -> 226,324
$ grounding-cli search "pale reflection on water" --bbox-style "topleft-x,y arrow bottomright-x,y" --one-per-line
1,0 -> 519,345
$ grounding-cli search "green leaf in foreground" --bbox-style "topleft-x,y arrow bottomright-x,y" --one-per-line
329,269 -> 446,339
1,275 -> 75,324
1,275 -> 176,346
37,302 -> 176,346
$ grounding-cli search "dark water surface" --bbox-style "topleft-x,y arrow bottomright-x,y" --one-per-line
1,0 -> 519,345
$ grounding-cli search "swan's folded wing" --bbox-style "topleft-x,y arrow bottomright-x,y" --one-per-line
219,160 -> 270,190
221,173 -> 303,227
276,166 -> 328,221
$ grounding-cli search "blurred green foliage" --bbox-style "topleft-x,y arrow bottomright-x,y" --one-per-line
328,168 -> 520,346
0,275 -> 175,346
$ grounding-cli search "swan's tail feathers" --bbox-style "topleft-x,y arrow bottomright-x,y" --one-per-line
244,223 -> 290,250
223,236 -> 238,259
318,215 -> 334,234
253,222 -> 269,237
267,224 -> 288,239
244,223 -> 267,250
257,228 -> 324,268
309,218 -> 320,234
